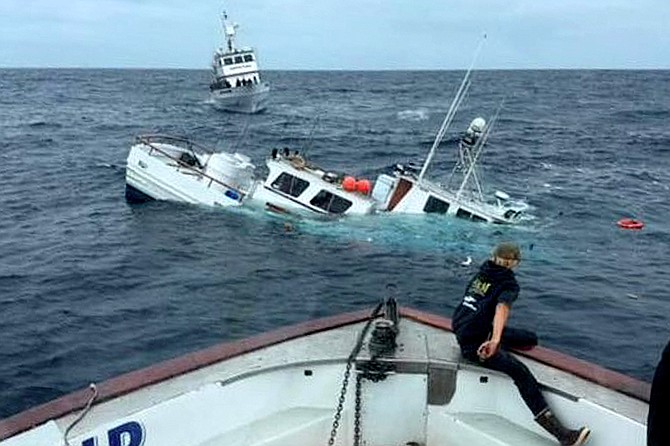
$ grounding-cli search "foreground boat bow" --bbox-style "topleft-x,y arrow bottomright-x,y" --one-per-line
0,303 -> 649,446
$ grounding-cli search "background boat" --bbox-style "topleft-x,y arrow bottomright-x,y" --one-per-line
209,11 -> 270,113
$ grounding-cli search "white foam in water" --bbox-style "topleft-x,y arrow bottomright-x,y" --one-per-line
397,109 -> 429,122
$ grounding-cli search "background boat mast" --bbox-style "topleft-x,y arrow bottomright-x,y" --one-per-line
221,11 -> 238,52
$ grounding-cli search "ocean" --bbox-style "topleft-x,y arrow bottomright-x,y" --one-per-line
0,68 -> 668,419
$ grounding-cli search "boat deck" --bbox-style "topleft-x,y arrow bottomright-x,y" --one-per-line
0,309 -> 649,446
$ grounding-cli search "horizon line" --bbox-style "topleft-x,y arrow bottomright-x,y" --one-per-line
1,66 -> 669,72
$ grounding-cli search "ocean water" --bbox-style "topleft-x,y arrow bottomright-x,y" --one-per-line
0,68 -> 669,419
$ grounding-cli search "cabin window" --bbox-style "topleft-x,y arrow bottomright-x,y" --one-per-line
504,210 -> 519,220
424,196 -> 450,214
271,173 -> 309,197
243,54 -> 254,62
456,208 -> 488,223
310,191 -> 352,214
223,57 -> 233,65
456,209 -> 472,220
234,56 -> 244,64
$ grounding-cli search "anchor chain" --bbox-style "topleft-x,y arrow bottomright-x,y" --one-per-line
326,296 -> 400,446
327,360 -> 352,446
326,300 -> 384,446
358,357 -> 395,383
354,373 -> 363,446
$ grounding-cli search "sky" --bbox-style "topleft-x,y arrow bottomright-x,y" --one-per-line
0,0 -> 668,70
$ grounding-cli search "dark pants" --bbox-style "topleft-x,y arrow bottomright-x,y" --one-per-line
459,327 -> 548,416
648,339 -> 670,446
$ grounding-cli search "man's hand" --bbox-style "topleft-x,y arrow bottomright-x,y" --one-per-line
477,339 -> 500,360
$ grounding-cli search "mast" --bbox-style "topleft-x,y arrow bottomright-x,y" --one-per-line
417,35 -> 487,184
221,11 -> 238,53
454,116 -> 495,201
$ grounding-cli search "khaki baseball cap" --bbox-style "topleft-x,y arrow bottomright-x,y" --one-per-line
492,242 -> 522,261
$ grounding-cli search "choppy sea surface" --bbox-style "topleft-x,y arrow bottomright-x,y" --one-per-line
0,68 -> 669,419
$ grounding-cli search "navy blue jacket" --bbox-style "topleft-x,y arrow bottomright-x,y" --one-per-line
452,260 -> 519,347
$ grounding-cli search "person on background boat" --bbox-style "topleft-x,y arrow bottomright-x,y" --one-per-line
647,338 -> 670,446
452,242 -> 591,446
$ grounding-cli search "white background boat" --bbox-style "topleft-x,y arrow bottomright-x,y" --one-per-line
0,301 -> 650,446
209,11 -> 270,114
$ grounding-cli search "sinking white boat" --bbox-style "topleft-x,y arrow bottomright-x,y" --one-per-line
209,11 -> 270,114
124,137 -> 374,216
248,117 -> 528,222
125,135 -> 256,207
0,299 -> 650,446
370,67 -> 528,224
249,148 -> 377,216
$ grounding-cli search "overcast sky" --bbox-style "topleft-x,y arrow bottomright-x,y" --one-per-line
1,0 -> 668,70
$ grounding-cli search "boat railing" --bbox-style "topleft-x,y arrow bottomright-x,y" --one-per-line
135,134 -> 250,197
136,134 -> 216,155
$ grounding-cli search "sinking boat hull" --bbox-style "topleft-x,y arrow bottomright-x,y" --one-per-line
124,183 -> 155,203
125,136 -> 255,208
372,172 -> 526,224
211,84 -> 270,114
0,307 -> 649,446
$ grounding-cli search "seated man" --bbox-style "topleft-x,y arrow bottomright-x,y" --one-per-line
452,242 -> 590,446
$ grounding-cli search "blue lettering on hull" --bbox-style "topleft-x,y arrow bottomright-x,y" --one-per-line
81,421 -> 145,446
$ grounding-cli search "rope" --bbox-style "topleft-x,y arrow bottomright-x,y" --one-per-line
63,383 -> 98,446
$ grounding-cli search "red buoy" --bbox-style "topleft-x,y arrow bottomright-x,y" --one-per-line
617,218 -> 644,230
355,179 -> 371,195
342,176 -> 356,192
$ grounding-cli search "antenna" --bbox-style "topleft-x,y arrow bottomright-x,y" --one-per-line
231,117 -> 251,152
454,100 -> 504,202
301,112 -> 322,158
417,34 -> 487,184
222,10 -> 238,52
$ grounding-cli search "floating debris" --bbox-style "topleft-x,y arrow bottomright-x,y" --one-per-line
461,256 -> 473,266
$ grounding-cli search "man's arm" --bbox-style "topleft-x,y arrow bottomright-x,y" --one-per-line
478,303 -> 510,360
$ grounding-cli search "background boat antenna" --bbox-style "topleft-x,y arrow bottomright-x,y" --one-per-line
221,9 -> 238,52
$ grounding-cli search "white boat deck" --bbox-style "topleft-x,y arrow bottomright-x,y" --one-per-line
435,411 -> 555,445
197,407 -> 333,446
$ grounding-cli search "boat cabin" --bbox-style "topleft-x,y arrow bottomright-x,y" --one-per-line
371,164 -> 526,224
211,49 -> 262,91
250,150 -> 377,216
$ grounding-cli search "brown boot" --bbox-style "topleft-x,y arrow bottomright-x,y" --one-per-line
535,409 -> 591,446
